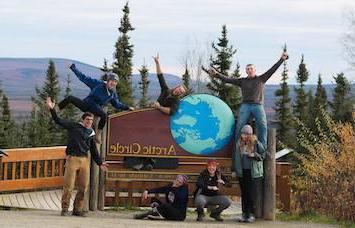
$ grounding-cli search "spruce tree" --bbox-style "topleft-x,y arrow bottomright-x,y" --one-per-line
207,25 -> 240,112
112,2 -> 135,106
293,55 -> 309,123
29,60 -> 61,146
100,58 -> 111,81
229,62 -> 242,112
306,89 -> 316,129
314,74 -> 328,111
0,94 -> 17,148
138,64 -> 150,108
182,63 -> 193,95
61,74 -> 77,121
273,60 -> 294,148
330,73 -> 353,123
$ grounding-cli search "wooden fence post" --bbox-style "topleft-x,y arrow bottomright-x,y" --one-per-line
98,121 -> 107,210
89,118 -> 100,211
263,128 -> 276,220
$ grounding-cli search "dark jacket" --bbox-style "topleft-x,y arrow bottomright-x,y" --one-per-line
70,64 -> 129,111
148,183 -> 189,218
195,169 -> 228,197
156,73 -> 179,115
50,109 -> 102,165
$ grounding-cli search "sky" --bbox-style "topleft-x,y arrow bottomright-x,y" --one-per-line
1,0 -> 355,84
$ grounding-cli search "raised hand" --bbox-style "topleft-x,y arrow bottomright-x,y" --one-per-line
151,101 -> 161,109
152,53 -> 160,64
45,97 -> 55,110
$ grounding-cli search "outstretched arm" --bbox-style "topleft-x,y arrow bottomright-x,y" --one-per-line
45,97 -> 75,130
110,93 -> 133,111
153,54 -> 169,91
152,101 -> 171,115
69,63 -> 101,89
259,51 -> 289,83
204,66 -> 241,86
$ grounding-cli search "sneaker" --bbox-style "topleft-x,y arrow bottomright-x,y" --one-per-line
210,213 -> 223,221
236,214 -> 247,222
61,211 -> 70,216
142,164 -> 153,171
147,214 -> 163,220
245,215 -> 255,223
196,212 -> 205,222
134,210 -> 155,219
132,163 -> 144,171
72,211 -> 87,217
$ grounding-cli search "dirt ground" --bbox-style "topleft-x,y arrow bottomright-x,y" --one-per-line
0,209 -> 338,228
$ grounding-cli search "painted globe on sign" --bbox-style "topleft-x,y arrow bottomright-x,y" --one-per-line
170,94 -> 235,155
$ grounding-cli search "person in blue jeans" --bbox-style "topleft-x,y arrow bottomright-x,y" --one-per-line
208,51 -> 288,146
58,63 -> 134,143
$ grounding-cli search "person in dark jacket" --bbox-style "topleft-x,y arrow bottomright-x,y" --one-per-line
194,159 -> 232,222
208,51 -> 289,147
232,124 -> 266,223
46,97 -> 108,217
124,54 -> 187,171
134,174 -> 189,221
58,63 -> 134,143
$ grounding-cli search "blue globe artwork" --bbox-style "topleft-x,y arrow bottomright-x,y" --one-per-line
170,94 -> 235,155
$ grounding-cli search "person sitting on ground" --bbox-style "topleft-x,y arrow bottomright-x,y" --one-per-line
194,159 -> 232,222
45,97 -> 108,217
58,63 -> 134,143
134,174 -> 189,221
232,124 -> 266,223
124,54 -> 187,171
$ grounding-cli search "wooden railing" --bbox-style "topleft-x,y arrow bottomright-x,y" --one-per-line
0,146 -> 66,192
0,146 -> 291,212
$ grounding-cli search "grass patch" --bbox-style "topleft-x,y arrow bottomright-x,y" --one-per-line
277,211 -> 354,227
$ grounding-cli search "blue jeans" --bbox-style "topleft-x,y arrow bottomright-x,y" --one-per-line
236,103 -> 267,146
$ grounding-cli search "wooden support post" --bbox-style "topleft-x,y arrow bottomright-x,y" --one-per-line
98,121 -> 107,210
263,128 -> 276,220
89,118 -> 100,211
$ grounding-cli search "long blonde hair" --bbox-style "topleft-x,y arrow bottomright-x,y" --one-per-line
238,134 -> 257,154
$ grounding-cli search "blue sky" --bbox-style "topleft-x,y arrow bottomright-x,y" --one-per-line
1,0 -> 355,84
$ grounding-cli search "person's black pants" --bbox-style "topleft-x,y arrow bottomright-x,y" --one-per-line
59,96 -> 107,130
238,169 -> 262,217
151,198 -> 185,221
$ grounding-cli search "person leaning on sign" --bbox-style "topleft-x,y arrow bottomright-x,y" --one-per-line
45,97 -> 109,217
194,159 -> 232,222
232,124 -> 266,223
124,54 -> 187,171
134,174 -> 189,221
58,63 -> 134,144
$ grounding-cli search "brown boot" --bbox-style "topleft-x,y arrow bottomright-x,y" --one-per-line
94,129 -> 102,144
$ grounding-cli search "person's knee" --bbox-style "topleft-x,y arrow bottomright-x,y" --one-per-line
195,196 -> 207,208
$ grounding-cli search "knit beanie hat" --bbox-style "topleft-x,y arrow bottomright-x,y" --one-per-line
175,174 -> 188,184
241,124 -> 253,135
107,73 -> 119,81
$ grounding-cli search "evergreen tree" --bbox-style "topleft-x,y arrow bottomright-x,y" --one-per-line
0,94 -> 17,148
330,73 -> 353,123
314,74 -> 328,111
273,60 -> 294,148
207,25 -> 240,112
306,89 -> 316,129
112,2 -> 135,106
138,64 -> 150,108
293,55 -> 309,123
29,60 -> 61,146
182,63 -> 193,95
230,62 -> 242,112
61,74 -> 77,121
100,58 -> 111,81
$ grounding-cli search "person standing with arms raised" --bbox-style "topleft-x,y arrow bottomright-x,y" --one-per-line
208,50 -> 289,146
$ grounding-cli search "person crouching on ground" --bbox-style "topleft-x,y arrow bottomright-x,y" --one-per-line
134,174 -> 189,221
194,159 -> 232,222
232,124 -> 266,223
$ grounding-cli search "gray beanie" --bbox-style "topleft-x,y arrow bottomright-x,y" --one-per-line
241,124 -> 253,135
107,73 -> 119,81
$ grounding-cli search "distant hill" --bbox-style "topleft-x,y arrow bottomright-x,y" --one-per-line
0,58 -> 349,121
